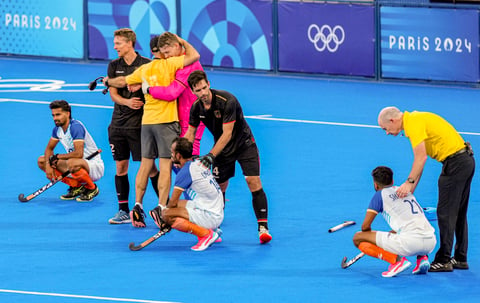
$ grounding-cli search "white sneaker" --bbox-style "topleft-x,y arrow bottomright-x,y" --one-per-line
382,257 -> 411,278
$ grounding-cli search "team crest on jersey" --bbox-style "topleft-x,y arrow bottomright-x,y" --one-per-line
214,110 -> 221,118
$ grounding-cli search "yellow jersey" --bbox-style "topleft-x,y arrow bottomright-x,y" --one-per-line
126,56 -> 184,125
403,111 -> 465,162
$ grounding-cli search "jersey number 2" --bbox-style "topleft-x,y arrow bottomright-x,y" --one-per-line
403,198 -> 423,215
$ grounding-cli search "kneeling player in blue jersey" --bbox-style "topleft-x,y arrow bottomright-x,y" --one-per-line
151,137 -> 224,251
353,166 -> 436,277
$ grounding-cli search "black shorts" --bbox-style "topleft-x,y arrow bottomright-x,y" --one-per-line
108,126 -> 142,161
213,142 -> 260,184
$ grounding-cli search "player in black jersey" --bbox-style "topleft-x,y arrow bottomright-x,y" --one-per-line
184,70 -> 272,244
105,28 -> 159,224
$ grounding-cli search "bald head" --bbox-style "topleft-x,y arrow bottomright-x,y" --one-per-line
378,106 -> 402,124
378,106 -> 404,136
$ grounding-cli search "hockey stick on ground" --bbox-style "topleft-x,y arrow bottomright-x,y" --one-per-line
341,252 -> 365,269
129,226 -> 172,251
18,149 -> 102,202
328,220 -> 356,233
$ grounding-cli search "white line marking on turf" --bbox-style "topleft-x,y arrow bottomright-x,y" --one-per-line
2,98 -> 480,136
0,289 -> 179,303
0,98 -> 113,109
246,115 -> 379,129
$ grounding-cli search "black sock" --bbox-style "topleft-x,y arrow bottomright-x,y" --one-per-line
115,174 -> 129,212
150,172 -> 160,197
252,188 -> 268,230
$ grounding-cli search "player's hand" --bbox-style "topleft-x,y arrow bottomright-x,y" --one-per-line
396,182 -> 414,198
128,83 -> 142,92
49,154 -> 59,167
199,153 -> 215,168
127,97 -> 144,110
45,166 -> 57,181
142,79 -> 150,95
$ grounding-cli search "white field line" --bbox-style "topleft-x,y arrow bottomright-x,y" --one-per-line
0,289 -> 179,303
1,98 -> 479,136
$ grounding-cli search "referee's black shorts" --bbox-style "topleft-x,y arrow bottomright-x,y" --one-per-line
108,126 -> 142,161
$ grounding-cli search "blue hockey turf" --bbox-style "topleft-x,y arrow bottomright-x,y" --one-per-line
1,57 -> 480,302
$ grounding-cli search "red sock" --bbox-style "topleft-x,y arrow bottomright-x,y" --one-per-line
171,218 -> 209,237
358,242 -> 398,264
71,168 -> 95,189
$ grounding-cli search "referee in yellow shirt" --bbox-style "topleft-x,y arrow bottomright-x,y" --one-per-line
378,106 -> 475,272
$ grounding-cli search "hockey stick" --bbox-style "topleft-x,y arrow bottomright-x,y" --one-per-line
341,252 -> 365,269
129,226 -> 172,251
328,220 -> 356,233
18,149 -> 101,202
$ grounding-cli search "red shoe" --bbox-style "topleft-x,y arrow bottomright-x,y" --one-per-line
259,226 -> 272,244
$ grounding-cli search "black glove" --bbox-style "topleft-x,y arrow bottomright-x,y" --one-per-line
49,154 -> 59,166
199,153 -> 215,168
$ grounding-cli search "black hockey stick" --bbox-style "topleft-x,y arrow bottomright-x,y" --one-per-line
341,252 -> 365,269
129,226 -> 171,251
18,149 -> 101,202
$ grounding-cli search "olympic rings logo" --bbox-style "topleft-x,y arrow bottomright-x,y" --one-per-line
307,24 -> 345,53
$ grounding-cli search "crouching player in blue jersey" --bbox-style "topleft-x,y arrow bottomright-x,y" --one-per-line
352,166 -> 436,277
152,137 -> 223,251
37,100 -> 104,202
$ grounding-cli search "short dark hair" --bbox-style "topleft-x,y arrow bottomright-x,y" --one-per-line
172,137 -> 193,159
49,100 -> 71,117
187,70 -> 208,89
114,28 -> 136,48
150,35 -> 160,53
371,166 -> 393,187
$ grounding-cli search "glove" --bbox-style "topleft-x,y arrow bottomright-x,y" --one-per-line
199,153 -> 215,168
142,78 -> 150,95
49,154 -> 59,166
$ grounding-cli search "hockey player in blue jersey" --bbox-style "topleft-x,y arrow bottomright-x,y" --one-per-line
151,137 -> 224,251
352,166 -> 436,277
37,100 -> 104,202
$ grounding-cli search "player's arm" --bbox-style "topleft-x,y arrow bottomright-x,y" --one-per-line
44,138 -> 59,180
361,210 -> 377,232
148,78 -> 186,101
396,141 -> 427,198
209,121 -> 234,157
108,86 -> 143,109
106,76 -> 127,88
57,140 -> 85,161
168,187 -> 184,209
184,125 -> 197,143
178,36 -> 200,66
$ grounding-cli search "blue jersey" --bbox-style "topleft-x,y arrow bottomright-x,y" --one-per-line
51,119 -> 100,159
174,160 -> 224,217
368,186 -> 435,236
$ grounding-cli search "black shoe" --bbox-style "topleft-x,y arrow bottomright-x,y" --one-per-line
450,258 -> 469,270
60,186 -> 84,200
149,206 -> 168,229
130,204 -> 146,228
76,185 -> 99,202
428,261 -> 453,272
